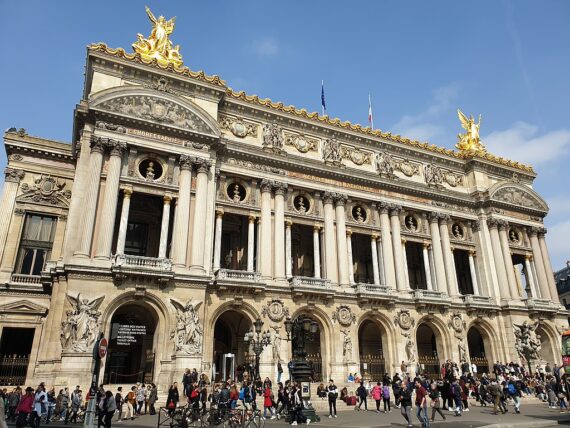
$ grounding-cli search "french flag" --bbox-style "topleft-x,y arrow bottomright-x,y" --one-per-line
321,80 -> 326,116
368,94 -> 374,130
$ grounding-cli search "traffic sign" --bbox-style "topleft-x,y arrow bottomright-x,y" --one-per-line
98,338 -> 108,359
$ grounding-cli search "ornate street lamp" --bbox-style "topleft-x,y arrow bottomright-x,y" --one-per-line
283,315 -> 321,423
243,318 -> 271,380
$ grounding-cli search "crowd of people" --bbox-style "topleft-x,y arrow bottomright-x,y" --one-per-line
3,359 -> 570,428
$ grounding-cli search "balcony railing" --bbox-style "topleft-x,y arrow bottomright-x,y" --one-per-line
354,283 -> 393,295
290,276 -> 331,289
113,254 -> 173,271
461,294 -> 493,305
411,289 -> 445,300
215,269 -> 261,282
524,298 -> 557,312
9,274 -> 41,286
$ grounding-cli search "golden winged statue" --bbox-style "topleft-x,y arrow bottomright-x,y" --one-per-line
132,6 -> 183,67
456,109 -> 487,155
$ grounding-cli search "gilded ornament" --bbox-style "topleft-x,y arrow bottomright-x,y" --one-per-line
456,109 -> 487,155
132,7 -> 183,67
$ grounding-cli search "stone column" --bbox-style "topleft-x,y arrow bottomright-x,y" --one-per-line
171,156 -> 192,267
260,180 -> 273,278
371,235 -> 380,285
487,219 -> 511,300
323,192 -> 338,283
157,194 -> 172,258
468,250 -> 480,295
402,239 -> 410,289
377,238 -> 385,285
390,205 -> 406,291
115,187 -> 132,255
247,215 -> 255,272
313,226 -> 321,279
422,243 -> 433,291
524,254 -> 538,298
346,230 -> 354,284
428,212 -> 447,293
528,227 -> 551,300
334,194 -> 350,286
273,182 -> 288,280
75,137 -> 105,258
439,215 -> 457,296
285,220 -> 292,278
0,168 -> 24,263
95,141 -> 126,259
498,221 -> 519,298
538,229 -> 559,302
190,159 -> 212,272
212,209 -> 223,271
379,202 -> 396,288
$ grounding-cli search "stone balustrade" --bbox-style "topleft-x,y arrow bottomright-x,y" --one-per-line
215,269 -> 261,283
113,254 -> 172,271
10,274 -> 41,285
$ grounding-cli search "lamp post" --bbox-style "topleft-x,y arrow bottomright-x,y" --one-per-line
283,315 -> 320,423
243,318 -> 271,380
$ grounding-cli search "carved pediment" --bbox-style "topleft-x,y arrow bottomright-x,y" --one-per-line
0,300 -> 48,316
488,181 -> 548,213
90,87 -> 221,138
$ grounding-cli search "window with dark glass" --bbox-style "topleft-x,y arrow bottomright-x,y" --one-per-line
124,222 -> 149,256
16,214 -> 57,275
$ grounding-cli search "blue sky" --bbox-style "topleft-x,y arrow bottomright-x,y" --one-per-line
1,1 -> 569,268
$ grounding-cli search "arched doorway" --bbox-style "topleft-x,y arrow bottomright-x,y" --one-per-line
416,323 -> 440,375
358,320 -> 386,381
468,327 -> 490,373
213,310 -> 252,382
104,303 -> 158,384
536,325 -> 557,365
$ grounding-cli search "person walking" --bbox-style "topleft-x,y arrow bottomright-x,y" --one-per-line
399,380 -> 413,428
451,379 -> 462,416
59,388 -> 69,421
125,387 -> 136,420
114,387 -> 123,422
8,388 -> 21,422
414,379 -> 429,428
327,380 -> 338,418
66,387 -> 82,424
277,362 -> 283,384
355,381 -> 368,411
507,378 -> 522,414
99,391 -> 116,428
135,384 -> 145,415
166,383 -> 179,415
382,382 -> 391,413
371,382 -> 382,413
0,390 -> 9,428
262,382 -> 275,420
148,384 -> 158,415
428,383 -> 445,422
16,387 -> 34,428
32,383 -> 47,428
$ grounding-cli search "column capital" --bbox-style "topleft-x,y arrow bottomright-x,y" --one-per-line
528,226 -> 540,236
537,227 -> 547,238
401,238 -> 407,245
322,191 -> 335,204
428,212 -> 441,223
438,213 -> 451,224
272,181 -> 288,195
4,167 -> 24,183
422,242 -> 430,249
371,234 -> 379,241
525,253 -> 533,261
285,219 -> 293,227
389,204 -> 402,216
333,193 -> 348,207
192,157 -> 212,174
107,140 -> 127,157
378,201 -> 390,214
248,215 -> 256,223
497,219 -> 509,231
346,229 -> 352,237
313,225 -> 321,232
163,193 -> 173,204
260,178 -> 273,193
123,186 -> 133,198
486,218 -> 499,229
471,220 -> 481,232
469,249 -> 476,257
215,208 -> 224,218
179,155 -> 193,171
89,135 -> 106,154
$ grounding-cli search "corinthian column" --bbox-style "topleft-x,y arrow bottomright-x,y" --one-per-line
75,137 -> 105,258
439,215 -> 457,296
171,156 -> 192,267
528,227 -> 551,300
323,192 -> 338,283
498,221 -> 519,298
212,209 -> 223,271
95,141 -> 126,259
260,180 -> 273,278
538,228 -> 559,301
422,243 -> 433,291
0,168 -> 24,262
379,202 -> 396,288
428,212 -> 447,293
334,194 -> 350,286
116,187 -> 132,255
487,218 -> 510,300
313,226 -> 321,279
346,230 -> 354,284
247,215 -> 255,272
190,158 -> 211,273
390,205 -> 406,291
285,219 -> 292,278
371,235 -> 380,285
273,182 -> 288,280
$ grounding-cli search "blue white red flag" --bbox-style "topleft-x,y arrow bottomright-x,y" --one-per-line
321,80 -> 326,116
368,94 -> 374,130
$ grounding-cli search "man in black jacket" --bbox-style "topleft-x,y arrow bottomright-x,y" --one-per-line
327,380 -> 338,418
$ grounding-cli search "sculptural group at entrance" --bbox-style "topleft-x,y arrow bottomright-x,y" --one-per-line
170,298 -> 203,355
60,294 -> 104,353
513,321 -> 542,362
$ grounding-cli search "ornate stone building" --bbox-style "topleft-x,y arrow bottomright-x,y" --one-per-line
0,12 -> 567,389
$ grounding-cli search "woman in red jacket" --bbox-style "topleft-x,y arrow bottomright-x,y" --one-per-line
16,387 -> 34,428
262,383 -> 275,420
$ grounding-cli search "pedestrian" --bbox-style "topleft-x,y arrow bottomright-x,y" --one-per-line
507,378 -> 522,414
382,382 -> 391,413
451,379 -> 462,416
99,391 -> 116,428
488,381 -> 504,415
66,387 -> 82,424
414,379 -> 429,427
327,379 -> 338,418
0,390 -> 8,428
32,383 -> 47,428
371,382 -> 382,413
135,384 -> 145,415
277,362 -> 283,384
355,381 -> 368,411
262,382 -> 275,420
428,383 -> 445,422
399,380 -> 413,428
59,388 -> 69,421
114,387 -> 123,422
166,383 -> 179,415
148,384 -> 158,415
16,387 -> 34,428
144,384 -> 151,415
8,387 -> 20,422
289,384 -> 309,426
125,387 -> 136,420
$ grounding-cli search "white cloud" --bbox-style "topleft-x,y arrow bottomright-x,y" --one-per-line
392,84 -> 459,142
253,38 -> 278,57
545,220 -> 570,269
546,196 -> 570,217
483,122 -> 570,166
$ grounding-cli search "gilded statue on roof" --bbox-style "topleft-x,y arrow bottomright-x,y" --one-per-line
132,6 -> 183,67
456,109 -> 487,155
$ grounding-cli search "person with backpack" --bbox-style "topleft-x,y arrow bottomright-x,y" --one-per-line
398,379 -> 413,428
355,381 -> 368,411
382,382 -> 391,413
289,384 -> 310,426
414,379 -> 430,428
507,378 -> 521,414
451,379 -> 462,416
326,380 -> 338,418
371,382 -> 382,413
392,380 -> 401,409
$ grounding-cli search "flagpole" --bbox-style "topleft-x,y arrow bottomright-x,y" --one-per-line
368,93 -> 374,130
321,80 -> 325,116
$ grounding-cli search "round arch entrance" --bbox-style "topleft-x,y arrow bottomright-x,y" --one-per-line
467,326 -> 491,373
104,302 -> 158,384
358,320 -> 386,381
213,310 -> 253,382
416,323 -> 441,375
536,325 -> 557,365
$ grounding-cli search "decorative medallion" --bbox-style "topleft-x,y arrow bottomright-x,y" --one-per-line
404,215 -> 418,232
138,158 -> 163,181
261,299 -> 290,323
444,171 -> 464,187
332,305 -> 356,327
219,115 -> 258,138
284,133 -> 319,153
352,206 -> 367,223
227,182 -> 246,203
509,228 -> 520,244
394,309 -> 415,331
342,148 -> 371,166
451,223 -> 464,240
293,195 -> 310,214
448,312 -> 466,338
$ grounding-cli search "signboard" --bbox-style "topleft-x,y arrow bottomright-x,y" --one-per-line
98,338 -> 108,359
116,324 -> 147,345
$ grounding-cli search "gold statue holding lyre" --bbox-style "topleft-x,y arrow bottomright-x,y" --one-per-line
456,109 -> 486,155
132,6 -> 183,67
